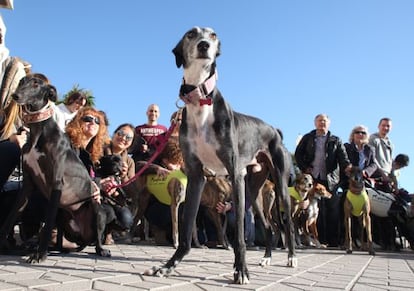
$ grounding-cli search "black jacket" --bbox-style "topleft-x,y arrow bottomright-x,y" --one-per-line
344,142 -> 378,177
294,130 -> 350,192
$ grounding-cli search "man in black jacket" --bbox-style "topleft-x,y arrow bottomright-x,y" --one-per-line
295,113 -> 351,247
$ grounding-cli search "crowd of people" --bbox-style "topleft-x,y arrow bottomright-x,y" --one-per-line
0,14 -> 412,253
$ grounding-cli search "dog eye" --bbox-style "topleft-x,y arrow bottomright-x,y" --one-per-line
209,33 -> 217,40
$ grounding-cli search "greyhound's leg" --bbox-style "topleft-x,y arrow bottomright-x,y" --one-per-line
145,169 -> 205,277
94,203 -> 111,257
270,146 -> 297,267
344,201 -> 353,254
246,170 -> 272,267
168,178 -> 185,249
27,189 -> 62,263
170,202 -> 179,249
206,208 -> 227,249
364,206 -> 375,255
131,187 -> 151,239
231,172 -> 249,284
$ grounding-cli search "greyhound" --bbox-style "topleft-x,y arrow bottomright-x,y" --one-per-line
144,27 -> 296,284
0,75 -> 110,263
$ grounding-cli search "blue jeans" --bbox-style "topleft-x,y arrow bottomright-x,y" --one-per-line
227,206 -> 255,246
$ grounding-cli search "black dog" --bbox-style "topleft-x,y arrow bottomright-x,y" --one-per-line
97,154 -> 127,206
0,75 -> 110,263
145,27 -> 296,284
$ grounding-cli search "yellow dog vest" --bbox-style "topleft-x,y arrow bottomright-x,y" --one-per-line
346,189 -> 369,217
289,187 -> 304,202
146,170 -> 187,205
280,187 -> 304,212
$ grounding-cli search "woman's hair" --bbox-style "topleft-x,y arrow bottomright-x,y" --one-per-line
0,101 -> 21,140
64,91 -> 86,106
113,123 -> 135,135
348,125 -> 369,144
0,73 -> 49,140
65,106 -> 109,163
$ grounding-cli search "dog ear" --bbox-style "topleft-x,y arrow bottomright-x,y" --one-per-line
172,40 -> 185,68
216,40 -> 221,57
46,85 -> 58,102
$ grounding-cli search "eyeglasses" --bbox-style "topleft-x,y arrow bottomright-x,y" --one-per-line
81,115 -> 100,125
116,130 -> 133,141
354,131 -> 366,135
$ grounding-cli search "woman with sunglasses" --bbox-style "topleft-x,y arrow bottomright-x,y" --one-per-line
344,125 -> 378,182
102,123 -> 136,244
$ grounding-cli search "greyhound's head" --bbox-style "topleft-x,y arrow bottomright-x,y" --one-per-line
294,173 -> 314,199
12,75 -> 57,112
348,166 -> 365,194
173,27 -> 221,85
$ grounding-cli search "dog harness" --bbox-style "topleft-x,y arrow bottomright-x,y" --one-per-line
146,170 -> 187,205
346,189 -> 369,217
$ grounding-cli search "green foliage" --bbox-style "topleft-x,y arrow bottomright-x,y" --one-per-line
57,84 -> 95,106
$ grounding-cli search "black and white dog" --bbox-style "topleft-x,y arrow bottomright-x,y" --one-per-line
145,27 -> 296,284
0,75 -> 110,263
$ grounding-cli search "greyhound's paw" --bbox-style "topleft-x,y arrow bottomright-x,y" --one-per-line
346,249 -> 353,254
259,257 -> 271,267
144,265 -> 173,277
96,247 -> 111,257
26,251 -> 47,264
233,270 -> 250,284
287,255 -> 298,268
369,249 -> 375,256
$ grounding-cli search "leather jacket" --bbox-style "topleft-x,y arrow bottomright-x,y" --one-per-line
295,130 -> 350,192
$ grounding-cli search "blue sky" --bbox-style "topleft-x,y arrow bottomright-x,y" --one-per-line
2,1 -> 413,192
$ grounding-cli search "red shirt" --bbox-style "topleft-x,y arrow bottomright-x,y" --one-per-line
135,124 -> 167,146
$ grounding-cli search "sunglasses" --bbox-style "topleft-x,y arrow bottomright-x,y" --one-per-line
81,115 -> 100,125
116,130 -> 133,141
354,131 -> 366,135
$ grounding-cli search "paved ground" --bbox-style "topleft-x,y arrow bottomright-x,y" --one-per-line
0,241 -> 413,291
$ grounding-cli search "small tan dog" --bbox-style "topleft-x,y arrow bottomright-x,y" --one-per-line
344,166 -> 375,255
299,183 -> 332,247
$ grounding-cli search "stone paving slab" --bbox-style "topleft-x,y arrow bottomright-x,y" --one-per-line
0,243 -> 413,290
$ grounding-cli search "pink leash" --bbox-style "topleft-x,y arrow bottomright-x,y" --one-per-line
108,121 -> 177,190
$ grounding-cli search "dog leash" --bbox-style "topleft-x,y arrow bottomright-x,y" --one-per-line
107,118 -> 178,191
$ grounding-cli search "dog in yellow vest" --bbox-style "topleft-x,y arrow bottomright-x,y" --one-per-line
344,166 -> 375,255
288,173 -> 314,246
